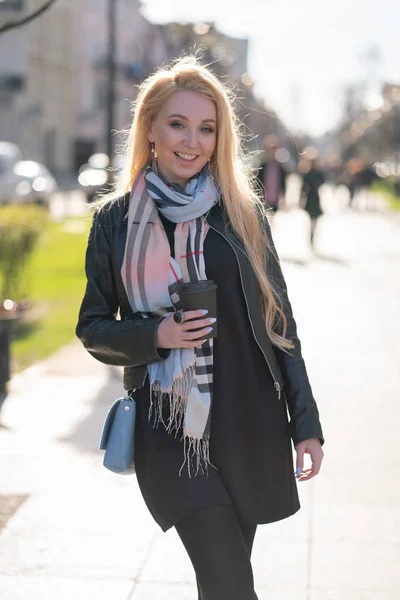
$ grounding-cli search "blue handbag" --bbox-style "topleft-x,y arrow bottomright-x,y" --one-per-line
99,396 -> 136,474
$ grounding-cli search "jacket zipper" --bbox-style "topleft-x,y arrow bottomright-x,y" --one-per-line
121,314 -> 149,390
206,220 -> 282,400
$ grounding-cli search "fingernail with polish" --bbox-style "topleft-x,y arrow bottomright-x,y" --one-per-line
296,467 -> 302,477
202,309 -> 208,315
209,318 -> 217,323
206,327 -> 213,333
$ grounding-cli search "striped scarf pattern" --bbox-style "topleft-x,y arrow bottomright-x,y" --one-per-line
121,167 -> 219,476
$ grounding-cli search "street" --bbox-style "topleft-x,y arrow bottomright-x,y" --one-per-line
0,205 -> 399,600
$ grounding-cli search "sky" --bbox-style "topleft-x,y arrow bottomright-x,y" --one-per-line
141,0 -> 400,136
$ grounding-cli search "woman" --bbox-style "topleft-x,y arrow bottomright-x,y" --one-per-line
301,157 -> 325,248
256,134 -> 287,213
76,57 -> 324,600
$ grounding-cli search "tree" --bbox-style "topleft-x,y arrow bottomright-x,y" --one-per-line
0,0 -> 58,35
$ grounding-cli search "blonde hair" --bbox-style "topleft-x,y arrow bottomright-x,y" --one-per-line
101,56 -> 292,351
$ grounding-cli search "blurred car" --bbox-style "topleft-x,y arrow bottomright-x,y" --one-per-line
78,153 -> 123,202
0,141 -> 23,173
0,142 -> 58,205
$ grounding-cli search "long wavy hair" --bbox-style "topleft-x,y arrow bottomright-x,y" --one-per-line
100,56 -> 293,351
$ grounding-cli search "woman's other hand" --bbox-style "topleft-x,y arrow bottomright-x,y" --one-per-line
156,310 -> 216,349
295,438 -> 324,481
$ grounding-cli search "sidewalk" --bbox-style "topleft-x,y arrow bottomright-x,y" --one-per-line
0,209 -> 399,599
0,340 -> 311,600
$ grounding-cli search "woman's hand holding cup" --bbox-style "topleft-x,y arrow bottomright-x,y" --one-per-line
156,310 -> 216,349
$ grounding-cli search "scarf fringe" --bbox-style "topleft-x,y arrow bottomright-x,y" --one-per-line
149,365 -> 195,435
179,436 -> 210,478
148,365 -> 211,477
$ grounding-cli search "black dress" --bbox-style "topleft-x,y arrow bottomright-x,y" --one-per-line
134,208 -> 300,531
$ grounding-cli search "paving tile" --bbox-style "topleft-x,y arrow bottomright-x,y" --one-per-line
139,529 -> 195,583
256,585 -> 307,600
0,531 -> 144,580
139,511 -> 309,587
255,500 -> 309,541
129,581 -> 196,600
311,504 -> 400,545
0,495 -> 29,532
0,577 -> 133,600
312,456 -> 400,509
310,541 -> 400,590
131,582 -> 307,600
0,492 -> 157,580
252,536 -> 307,588
309,587 -> 399,600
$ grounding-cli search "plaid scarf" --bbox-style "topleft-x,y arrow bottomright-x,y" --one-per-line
121,166 -> 220,476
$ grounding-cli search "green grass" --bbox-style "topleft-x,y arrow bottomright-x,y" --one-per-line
372,181 -> 400,210
11,218 -> 91,372
386,192 -> 400,210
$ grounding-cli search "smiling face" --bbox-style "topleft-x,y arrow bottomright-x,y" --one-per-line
148,90 -> 217,187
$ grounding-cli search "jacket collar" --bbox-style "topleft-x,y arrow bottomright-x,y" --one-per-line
206,202 -> 247,255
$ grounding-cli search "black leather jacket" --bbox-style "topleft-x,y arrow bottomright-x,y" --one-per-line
76,195 -> 324,447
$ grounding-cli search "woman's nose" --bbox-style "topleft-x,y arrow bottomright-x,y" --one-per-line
184,129 -> 198,148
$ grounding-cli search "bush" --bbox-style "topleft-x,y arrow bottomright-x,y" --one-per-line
0,205 -> 48,303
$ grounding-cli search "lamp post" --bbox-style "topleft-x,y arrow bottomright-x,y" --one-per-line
106,0 -> 116,177
0,309 -> 18,398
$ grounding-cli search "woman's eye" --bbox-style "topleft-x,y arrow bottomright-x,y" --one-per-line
170,122 -> 214,134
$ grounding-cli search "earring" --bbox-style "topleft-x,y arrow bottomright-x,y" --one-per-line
151,142 -> 156,159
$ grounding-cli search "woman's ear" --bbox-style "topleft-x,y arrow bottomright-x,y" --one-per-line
148,126 -> 155,143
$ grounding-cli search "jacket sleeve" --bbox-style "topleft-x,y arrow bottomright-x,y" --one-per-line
76,206 -> 170,367
264,218 -> 324,447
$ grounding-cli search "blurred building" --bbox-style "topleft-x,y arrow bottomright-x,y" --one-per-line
333,81 -> 400,166
0,0 -> 169,174
74,0 -> 168,170
0,3 -> 291,175
311,80 -> 400,187
156,22 -> 248,81
0,0 -> 79,173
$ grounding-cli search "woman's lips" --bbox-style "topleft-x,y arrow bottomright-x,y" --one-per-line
174,151 -> 199,165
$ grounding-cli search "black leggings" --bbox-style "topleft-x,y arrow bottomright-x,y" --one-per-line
175,505 -> 258,600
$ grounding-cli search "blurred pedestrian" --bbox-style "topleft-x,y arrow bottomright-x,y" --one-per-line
345,158 -> 363,209
345,159 -> 379,211
256,134 -> 288,212
357,162 -> 379,210
300,157 -> 325,248
76,57 -> 324,600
